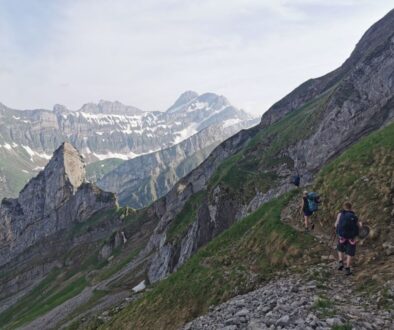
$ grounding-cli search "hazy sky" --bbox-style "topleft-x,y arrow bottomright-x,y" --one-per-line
0,0 -> 393,115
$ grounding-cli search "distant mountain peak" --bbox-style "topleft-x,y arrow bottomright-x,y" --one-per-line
166,91 -> 234,114
167,91 -> 199,113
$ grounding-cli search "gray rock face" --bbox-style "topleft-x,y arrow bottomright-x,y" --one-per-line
95,119 -> 257,208
145,126 -> 260,283
0,142 -> 117,267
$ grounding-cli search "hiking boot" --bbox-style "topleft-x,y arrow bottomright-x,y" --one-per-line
337,260 -> 344,271
345,267 -> 352,276
304,227 -> 309,233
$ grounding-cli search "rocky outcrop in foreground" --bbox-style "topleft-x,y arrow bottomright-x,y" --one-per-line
185,264 -> 394,330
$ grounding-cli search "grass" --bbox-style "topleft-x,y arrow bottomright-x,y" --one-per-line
249,89 -> 331,167
313,297 -> 333,309
63,289 -> 109,329
102,192 -> 317,329
69,208 -> 119,237
332,324 -> 352,330
93,248 -> 141,283
166,190 -> 206,242
307,268 -> 331,289
314,122 -> 394,240
0,271 -> 88,330
312,296 -> 336,318
208,88 -> 332,202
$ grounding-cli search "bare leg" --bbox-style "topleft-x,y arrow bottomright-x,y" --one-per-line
346,255 -> 352,268
338,251 -> 344,262
304,215 -> 309,229
345,254 -> 353,275
337,250 -> 344,270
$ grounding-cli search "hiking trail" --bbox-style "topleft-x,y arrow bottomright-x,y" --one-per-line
183,206 -> 394,330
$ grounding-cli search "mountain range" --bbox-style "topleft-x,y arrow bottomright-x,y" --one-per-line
0,92 -> 257,201
0,9 -> 394,330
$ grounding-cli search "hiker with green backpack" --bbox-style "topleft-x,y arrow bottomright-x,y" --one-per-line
301,191 -> 320,231
335,202 -> 363,276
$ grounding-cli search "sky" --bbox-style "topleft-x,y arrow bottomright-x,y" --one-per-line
0,0 -> 393,116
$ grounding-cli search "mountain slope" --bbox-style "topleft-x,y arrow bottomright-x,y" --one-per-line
0,144 -> 161,329
0,93 -> 256,201
127,5 -> 394,296
98,121 -> 394,330
94,119 -> 257,208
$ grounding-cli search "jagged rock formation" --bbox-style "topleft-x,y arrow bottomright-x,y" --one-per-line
0,142 -> 117,267
0,92 -> 256,200
95,120 -> 256,208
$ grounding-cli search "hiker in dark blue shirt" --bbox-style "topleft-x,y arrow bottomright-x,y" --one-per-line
335,202 -> 362,276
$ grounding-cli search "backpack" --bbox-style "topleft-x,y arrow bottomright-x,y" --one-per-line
337,210 -> 359,239
290,175 -> 300,187
307,192 -> 320,212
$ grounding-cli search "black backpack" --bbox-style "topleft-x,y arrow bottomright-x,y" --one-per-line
290,175 -> 300,187
337,210 -> 359,239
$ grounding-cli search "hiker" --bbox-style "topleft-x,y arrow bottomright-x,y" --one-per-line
290,174 -> 301,187
301,191 -> 314,231
335,202 -> 362,275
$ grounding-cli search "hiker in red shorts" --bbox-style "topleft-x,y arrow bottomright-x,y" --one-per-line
334,202 -> 362,275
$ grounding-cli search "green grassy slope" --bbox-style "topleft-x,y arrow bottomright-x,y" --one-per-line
0,206 -> 157,330
0,270 -> 88,329
101,122 -> 394,329
315,122 -> 394,228
102,193 -> 318,329
313,122 -> 394,268
209,88 -> 332,202
0,147 -> 44,200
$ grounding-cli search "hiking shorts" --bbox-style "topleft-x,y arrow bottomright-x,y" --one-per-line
303,210 -> 313,217
337,237 -> 356,257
